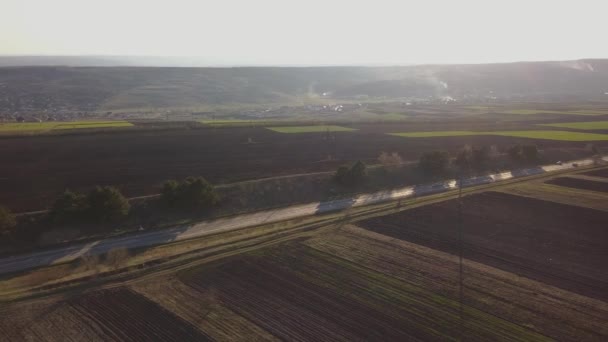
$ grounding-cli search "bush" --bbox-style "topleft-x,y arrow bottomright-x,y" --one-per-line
161,180 -> 180,206
334,161 -> 367,186
0,206 -> 16,235
49,190 -> 87,223
87,186 -> 130,222
418,151 -> 449,175
161,177 -> 219,210
105,247 -> 129,269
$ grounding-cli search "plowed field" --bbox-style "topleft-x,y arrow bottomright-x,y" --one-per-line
546,177 -> 608,193
357,191 -> 608,301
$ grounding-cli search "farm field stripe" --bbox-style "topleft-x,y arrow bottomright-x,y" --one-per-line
539,121 -> 608,130
266,125 -> 357,133
389,130 -> 608,141
499,109 -> 605,116
545,177 -> 608,193
0,121 -> 133,132
69,288 -> 211,341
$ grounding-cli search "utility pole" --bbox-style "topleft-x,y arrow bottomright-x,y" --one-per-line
458,167 -> 466,338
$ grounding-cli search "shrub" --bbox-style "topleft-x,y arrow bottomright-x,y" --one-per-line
161,177 -> 219,210
334,161 -> 367,186
179,177 -> 219,209
161,179 -> 180,206
0,206 -> 16,235
105,247 -> 129,269
49,190 -> 87,223
87,186 -> 130,222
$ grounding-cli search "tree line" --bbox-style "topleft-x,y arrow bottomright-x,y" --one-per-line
0,143 -> 553,234
333,143 -> 541,187
0,176 -> 219,235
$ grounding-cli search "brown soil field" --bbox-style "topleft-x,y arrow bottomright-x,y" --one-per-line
357,191 -> 608,301
546,176 -> 608,193
4,225 -> 607,341
0,124 -> 598,211
177,245 -> 546,341
582,167 -> 608,178
0,288 -> 210,341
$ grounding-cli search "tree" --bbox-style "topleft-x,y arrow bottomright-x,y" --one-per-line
87,186 -> 130,222
378,152 -> 404,171
0,206 -> 16,235
521,145 -> 538,161
162,177 -> 219,210
334,161 -> 367,186
472,146 -> 490,167
350,160 -> 367,181
454,145 -> 473,170
49,190 -> 86,223
418,151 -> 449,175
455,145 -> 490,171
178,177 -> 219,209
508,144 -> 538,162
160,180 -> 180,206
334,166 -> 350,185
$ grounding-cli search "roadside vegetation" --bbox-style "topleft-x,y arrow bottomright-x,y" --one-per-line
50,187 -> 130,224
334,161 -> 367,186
161,177 -> 219,210
0,206 -> 16,235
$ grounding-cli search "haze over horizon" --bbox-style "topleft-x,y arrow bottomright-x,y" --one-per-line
2,0 -> 607,67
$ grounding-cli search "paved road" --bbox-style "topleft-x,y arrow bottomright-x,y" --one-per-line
0,156 -> 605,275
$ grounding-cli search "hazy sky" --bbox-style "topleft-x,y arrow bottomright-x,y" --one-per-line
1,0 -> 607,65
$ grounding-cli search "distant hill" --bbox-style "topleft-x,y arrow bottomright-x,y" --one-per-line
1,59 -> 607,113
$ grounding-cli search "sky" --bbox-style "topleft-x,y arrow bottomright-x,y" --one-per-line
1,0 -> 607,66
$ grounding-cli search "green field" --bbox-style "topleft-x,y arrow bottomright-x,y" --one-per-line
267,125 -> 357,133
539,121 -> 608,130
0,121 -> 133,133
389,130 -> 608,141
500,109 -> 604,116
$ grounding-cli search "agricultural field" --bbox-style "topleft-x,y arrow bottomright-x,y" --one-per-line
3,223 -> 606,341
0,121 -> 133,133
0,288 -> 211,341
545,176 -> 608,193
389,130 -> 608,141
1,121 -> 606,212
357,191 -> 608,301
540,121 -> 608,130
499,109 -> 606,116
582,168 -> 608,178
266,125 -> 357,133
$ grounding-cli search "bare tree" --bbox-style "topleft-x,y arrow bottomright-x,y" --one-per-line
378,152 -> 404,171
